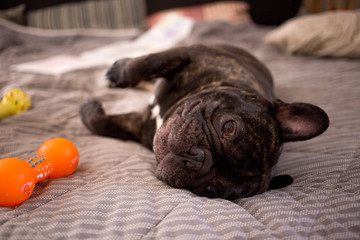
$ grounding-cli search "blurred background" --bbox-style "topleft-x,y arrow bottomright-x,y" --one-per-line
1,0 -> 359,31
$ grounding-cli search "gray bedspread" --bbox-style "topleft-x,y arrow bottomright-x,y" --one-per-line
0,19 -> 359,239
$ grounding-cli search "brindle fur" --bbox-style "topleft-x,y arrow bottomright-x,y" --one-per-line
80,45 -> 329,200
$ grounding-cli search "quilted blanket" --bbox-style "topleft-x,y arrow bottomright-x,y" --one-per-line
0,18 -> 359,239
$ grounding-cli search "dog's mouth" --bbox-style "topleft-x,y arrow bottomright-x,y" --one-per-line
188,165 -> 268,199
153,101 -> 217,189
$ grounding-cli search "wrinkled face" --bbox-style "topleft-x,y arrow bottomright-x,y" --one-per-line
154,89 -> 282,200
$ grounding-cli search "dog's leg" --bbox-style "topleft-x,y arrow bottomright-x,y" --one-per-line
80,100 -> 155,149
80,47 -> 193,146
106,47 -> 192,88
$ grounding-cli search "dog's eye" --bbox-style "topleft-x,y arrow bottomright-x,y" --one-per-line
203,186 -> 216,198
222,121 -> 236,137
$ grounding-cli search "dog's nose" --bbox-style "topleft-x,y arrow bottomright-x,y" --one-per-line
184,147 -> 205,170
189,147 -> 205,162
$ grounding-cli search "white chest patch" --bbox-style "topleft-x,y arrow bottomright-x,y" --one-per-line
148,94 -> 156,105
151,104 -> 163,130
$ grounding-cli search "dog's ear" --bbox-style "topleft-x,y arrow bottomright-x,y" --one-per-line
274,100 -> 329,142
269,175 -> 293,190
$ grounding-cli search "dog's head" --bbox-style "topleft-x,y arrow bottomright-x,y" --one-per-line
154,88 -> 329,199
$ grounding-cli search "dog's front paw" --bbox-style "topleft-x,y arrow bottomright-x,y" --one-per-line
79,100 -> 105,133
106,58 -> 132,88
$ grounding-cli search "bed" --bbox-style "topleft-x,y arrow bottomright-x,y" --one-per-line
0,13 -> 359,239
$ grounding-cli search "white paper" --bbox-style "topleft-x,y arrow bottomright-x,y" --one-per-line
81,13 -> 194,62
11,14 -> 195,75
11,55 -> 101,75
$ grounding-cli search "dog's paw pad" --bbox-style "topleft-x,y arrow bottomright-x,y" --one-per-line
79,100 -> 105,126
106,58 -> 131,88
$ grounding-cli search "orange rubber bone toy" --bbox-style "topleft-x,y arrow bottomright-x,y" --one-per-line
0,138 -> 79,207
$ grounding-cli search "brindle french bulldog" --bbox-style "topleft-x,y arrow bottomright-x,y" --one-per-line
80,44 -> 329,200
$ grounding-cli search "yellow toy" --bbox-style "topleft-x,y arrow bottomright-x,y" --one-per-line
0,89 -> 31,118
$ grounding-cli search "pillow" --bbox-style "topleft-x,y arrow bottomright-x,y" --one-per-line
264,11 -> 360,58
26,0 -> 146,30
147,1 -> 250,28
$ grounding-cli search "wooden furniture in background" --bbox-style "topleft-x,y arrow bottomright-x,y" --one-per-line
305,0 -> 359,13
